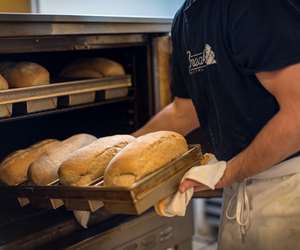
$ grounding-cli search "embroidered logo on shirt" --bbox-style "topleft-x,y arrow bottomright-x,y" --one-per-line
187,44 -> 217,74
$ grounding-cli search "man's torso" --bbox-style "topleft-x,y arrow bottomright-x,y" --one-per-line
173,0 -> 281,160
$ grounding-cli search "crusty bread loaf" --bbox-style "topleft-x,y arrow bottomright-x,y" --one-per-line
59,135 -> 135,186
0,74 -> 8,90
104,131 -> 188,187
29,134 -> 97,186
0,62 -> 50,88
60,58 -> 125,80
0,139 -> 60,186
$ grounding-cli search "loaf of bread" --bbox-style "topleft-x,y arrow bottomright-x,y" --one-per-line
0,74 -> 8,90
59,135 -> 135,186
0,139 -> 60,186
0,61 -> 50,88
60,58 -> 125,80
104,131 -> 188,187
29,134 -> 97,186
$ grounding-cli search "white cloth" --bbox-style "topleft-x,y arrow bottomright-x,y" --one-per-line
219,156 -> 300,250
156,154 -> 226,217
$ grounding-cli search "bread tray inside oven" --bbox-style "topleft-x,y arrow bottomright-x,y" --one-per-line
0,145 -> 222,215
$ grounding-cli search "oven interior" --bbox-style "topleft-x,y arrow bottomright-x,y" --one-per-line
0,40 -> 155,248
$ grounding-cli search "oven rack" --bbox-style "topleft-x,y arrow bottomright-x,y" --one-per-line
0,75 -> 132,120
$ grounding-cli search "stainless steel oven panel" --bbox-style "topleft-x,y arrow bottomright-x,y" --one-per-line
0,14 -> 172,37
66,207 -> 194,250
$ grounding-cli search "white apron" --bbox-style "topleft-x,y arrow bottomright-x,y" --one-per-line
218,156 -> 300,250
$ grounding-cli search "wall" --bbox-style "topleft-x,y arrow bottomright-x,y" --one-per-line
0,0 -> 31,13
36,0 -> 185,18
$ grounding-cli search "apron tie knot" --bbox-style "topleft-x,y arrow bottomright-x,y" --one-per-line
225,180 -> 250,239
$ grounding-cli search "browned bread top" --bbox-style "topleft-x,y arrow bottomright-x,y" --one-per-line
0,61 -> 50,88
0,139 -> 60,186
60,58 -> 125,80
59,135 -> 135,186
28,134 -> 97,186
104,131 -> 188,187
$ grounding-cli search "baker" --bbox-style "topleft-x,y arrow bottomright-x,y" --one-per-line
133,0 -> 300,249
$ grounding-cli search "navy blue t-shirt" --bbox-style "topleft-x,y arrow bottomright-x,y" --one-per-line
171,0 -> 300,161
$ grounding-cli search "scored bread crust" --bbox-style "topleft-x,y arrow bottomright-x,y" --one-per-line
59,135 -> 135,186
0,139 -> 60,186
104,131 -> 188,187
28,134 -> 97,186
60,58 -> 125,80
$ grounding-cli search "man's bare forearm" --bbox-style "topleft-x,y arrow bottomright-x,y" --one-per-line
133,98 -> 200,137
219,108 -> 300,187
218,64 -> 300,187
180,63 -> 300,193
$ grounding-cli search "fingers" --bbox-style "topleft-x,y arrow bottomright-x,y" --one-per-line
179,179 -> 209,193
179,179 -> 194,193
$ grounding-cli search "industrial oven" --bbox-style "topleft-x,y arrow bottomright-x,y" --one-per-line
0,14 -> 197,250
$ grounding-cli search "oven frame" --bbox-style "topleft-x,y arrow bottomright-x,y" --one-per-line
0,14 -> 176,250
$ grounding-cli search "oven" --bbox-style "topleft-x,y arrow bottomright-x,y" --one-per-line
0,14 -> 195,250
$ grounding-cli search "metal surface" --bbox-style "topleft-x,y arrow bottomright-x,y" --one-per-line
67,93 -> 96,106
0,14 -> 172,37
0,96 -> 134,124
152,36 -> 172,113
0,209 -> 114,250
0,13 -> 173,24
0,76 -> 131,105
0,14 -> 173,249
0,34 -> 146,53
1,146 -> 203,215
0,104 -> 12,118
64,199 -> 104,212
105,88 -> 129,100
65,207 -> 193,250
28,196 -> 64,210
26,98 -> 58,113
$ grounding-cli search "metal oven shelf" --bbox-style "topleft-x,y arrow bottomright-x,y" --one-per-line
0,75 -> 131,105
0,75 -> 132,120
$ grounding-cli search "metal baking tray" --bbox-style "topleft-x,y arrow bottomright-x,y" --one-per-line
26,97 -> 58,113
66,92 -> 96,106
105,88 -> 128,100
28,196 -> 64,209
64,198 -> 104,212
1,145 -> 222,215
0,103 -> 12,118
15,181 -> 64,209
62,178 -> 105,212
0,75 -> 132,116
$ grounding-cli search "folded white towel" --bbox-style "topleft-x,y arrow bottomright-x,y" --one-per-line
155,154 -> 226,217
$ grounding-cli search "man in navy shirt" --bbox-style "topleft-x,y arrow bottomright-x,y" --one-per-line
134,0 -> 300,249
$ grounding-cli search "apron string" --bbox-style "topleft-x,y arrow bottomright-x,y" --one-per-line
225,180 -> 250,239
224,155 -> 300,240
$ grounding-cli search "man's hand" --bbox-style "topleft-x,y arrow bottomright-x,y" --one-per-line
179,167 -> 231,193
179,179 -> 209,193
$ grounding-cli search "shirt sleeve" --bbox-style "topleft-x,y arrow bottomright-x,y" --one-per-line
229,0 -> 300,75
170,9 -> 190,99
